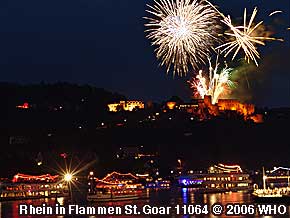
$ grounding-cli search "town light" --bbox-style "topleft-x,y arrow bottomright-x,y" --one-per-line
178,159 -> 182,168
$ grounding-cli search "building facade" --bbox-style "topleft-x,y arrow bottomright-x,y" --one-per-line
108,101 -> 145,112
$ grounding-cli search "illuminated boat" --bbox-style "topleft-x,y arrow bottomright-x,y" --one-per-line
87,172 -> 149,202
178,164 -> 252,193
252,188 -> 290,202
0,173 -> 69,201
252,167 -> 290,203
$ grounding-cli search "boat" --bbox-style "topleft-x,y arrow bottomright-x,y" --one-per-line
87,186 -> 149,202
252,187 -> 290,203
0,173 -> 69,201
178,164 -> 252,193
87,172 -> 149,202
252,167 -> 290,203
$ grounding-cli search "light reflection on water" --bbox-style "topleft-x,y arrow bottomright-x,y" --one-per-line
0,189 -> 289,218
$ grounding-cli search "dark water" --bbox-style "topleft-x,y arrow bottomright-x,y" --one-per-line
1,188 -> 289,218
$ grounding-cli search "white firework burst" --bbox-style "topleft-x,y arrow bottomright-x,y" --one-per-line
216,7 -> 283,66
144,0 -> 221,76
189,55 -> 234,104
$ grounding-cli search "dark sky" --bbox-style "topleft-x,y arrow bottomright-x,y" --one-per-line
0,0 -> 289,107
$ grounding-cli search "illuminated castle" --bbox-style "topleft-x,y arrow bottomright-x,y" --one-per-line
218,99 -> 255,116
200,95 -> 255,117
166,95 -> 262,122
108,100 -> 145,112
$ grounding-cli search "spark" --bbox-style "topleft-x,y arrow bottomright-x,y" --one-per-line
269,10 -> 283,17
216,7 -> 283,66
144,0 -> 221,76
188,56 -> 234,104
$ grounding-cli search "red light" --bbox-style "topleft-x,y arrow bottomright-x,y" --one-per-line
16,102 -> 29,109
60,153 -> 67,159
12,173 -> 59,183
23,102 -> 29,108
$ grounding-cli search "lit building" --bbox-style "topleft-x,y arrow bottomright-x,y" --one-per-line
108,100 -> 145,112
195,95 -> 259,121
264,167 -> 290,188
217,99 -> 255,116
116,146 -> 156,159
164,96 -> 261,122
166,102 -> 177,110
178,103 -> 198,113
108,103 -> 120,112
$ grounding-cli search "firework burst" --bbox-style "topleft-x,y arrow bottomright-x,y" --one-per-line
188,56 -> 234,104
144,0 -> 221,76
216,7 -> 283,66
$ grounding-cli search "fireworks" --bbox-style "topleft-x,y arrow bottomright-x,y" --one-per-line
216,7 -> 283,66
144,0 -> 221,76
269,10 -> 283,17
188,56 -> 234,104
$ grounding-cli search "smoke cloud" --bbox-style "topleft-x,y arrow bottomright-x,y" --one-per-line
229,46 -> 290,107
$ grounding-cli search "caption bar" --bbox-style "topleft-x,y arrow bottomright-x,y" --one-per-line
19,203 -> 288,216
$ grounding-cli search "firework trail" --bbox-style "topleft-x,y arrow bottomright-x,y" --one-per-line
215,7 -> 283,66
188,56 -> 234,104
269,10 -> 283,17
144,0 -> 221,76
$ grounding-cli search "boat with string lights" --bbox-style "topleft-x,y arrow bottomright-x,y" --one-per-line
252,167 -> 290,203
178,164 -> 252,193
0,173 -> 69,201
87,172 -> 149,202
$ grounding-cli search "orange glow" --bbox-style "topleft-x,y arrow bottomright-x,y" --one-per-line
217,99 -> 255,116
250,114 -> 264,123
167,102 -> 176,110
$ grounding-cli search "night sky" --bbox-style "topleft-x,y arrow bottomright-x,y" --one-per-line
0,0 -> 289,107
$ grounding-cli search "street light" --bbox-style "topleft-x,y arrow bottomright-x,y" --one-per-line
64,173 -> 73,202
178,159 -> 182,168
64,173 -> 73,182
